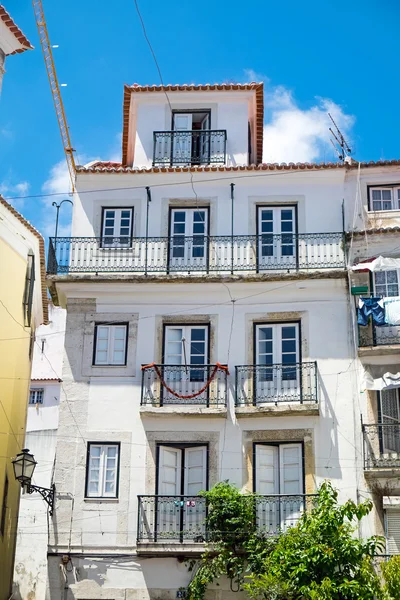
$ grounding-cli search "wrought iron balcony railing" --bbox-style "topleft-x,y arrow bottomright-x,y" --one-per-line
153,130 -> 227,166
358,323 -> 400,348
363,423 -> 400,470
141,364 -> 228,407
235,362 -> 318,406
137,494 -> 317,543
47,233 -> 345,275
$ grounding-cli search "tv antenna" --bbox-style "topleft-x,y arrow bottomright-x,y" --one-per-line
328,113 -> 351,162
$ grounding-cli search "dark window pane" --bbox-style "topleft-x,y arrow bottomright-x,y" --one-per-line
191,329 -> 206,341
282,326 -> 296,339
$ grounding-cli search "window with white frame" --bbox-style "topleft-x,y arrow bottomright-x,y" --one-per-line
374,271 -> 399,297
369,187 -> 400,211
86,443 -> 120,498
29,389 -> 44,404
93,324 -> 128,366
101,208 -> 133,246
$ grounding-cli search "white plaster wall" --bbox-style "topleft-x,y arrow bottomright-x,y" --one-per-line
72,169 -> 346,238
46,274 -> 361,599
130,90 -> 254,168
0,201 -> 44,327
13,430 -> 57,600
14,305 -> 65,600
344,165 -> 400,234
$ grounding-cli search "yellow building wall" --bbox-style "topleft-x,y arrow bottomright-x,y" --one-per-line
0,238 -> 34,600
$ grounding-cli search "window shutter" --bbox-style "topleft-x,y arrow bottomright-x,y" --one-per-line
185,446 -> 207,496
158,446 -> 181,495
387,510 -> 400,555
255,445 -> 278,494
280,444 -> 303,495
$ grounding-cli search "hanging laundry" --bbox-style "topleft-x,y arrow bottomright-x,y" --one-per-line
358,297 -> 385,326
383,297 -> 400,326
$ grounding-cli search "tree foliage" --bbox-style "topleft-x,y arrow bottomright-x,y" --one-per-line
186,481 -> 386,600
381,555 -> 400,599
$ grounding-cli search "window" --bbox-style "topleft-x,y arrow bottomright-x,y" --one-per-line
101,208 -> 133,247
93,324 -> 128,366
257,206 -> 296,268
85,443 -> 120,498
254,443 -> 303,494
169,208 -> 208,269
0,474 -> 8,537
23,253 -> 35,327
164,324 -> 208,381
369,186 -> 400,211
254,443 -> 304,533
157,445 -> 208,495
379,389 -> 400,454
374,271 -> 399,297
29,389 -> 44,404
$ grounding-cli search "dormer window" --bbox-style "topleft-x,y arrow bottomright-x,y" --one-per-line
153,109 -> 226,167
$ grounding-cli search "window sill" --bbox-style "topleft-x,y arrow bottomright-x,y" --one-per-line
84,498 -> 119,503
368,209 -> 400,218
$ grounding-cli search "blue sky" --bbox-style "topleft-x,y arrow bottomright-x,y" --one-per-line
0,0 -> 399,238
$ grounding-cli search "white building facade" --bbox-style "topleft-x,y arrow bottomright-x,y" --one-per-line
13,304 -> 66,600
44,82 -> 399,599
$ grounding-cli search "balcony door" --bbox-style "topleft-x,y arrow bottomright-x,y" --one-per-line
258,206 -> 297,270
169,208 -> 208,271
374,270 -> 400,345
157,445 -> 207,541
380,389 -> 400,453
255,323 -> 300,402
255,443 -> 304,533
163,325 -> 208,403
172,113 -> 193,164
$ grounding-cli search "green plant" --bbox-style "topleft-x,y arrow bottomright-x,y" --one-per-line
382,555 -> 400,599
245,482 -> 386,600
186,481 -> 386,600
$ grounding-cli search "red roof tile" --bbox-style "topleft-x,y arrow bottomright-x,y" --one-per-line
76,159 -> 400,175
0,5 -> 33,55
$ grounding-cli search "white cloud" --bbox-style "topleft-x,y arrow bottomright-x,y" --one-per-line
0,179 -> 30,210
244,70 -> 355,164
42,159 -> 73,197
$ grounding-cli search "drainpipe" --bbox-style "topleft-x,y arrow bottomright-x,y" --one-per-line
145,187 -> 151,276
230,183 -> 235,275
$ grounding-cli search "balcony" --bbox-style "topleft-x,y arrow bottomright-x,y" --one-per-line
47,233 -> 345,276
363,423 -> 400,471
141,364 -> 227,408
359,323 -> 400,349
137,494 -> 317,552
235,362 -> 318,412
153,130 -> 227,166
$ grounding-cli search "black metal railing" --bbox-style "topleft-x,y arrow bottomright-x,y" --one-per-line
137,494 -> 317,543
47,233 -> 345,275
235,362 -> 318,406
358,323 -> 400,347
363,423 -> 400,469
153,130 -> 227,166
141,364 -> 227,407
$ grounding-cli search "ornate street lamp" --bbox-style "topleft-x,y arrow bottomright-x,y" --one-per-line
12,449 -> 55,515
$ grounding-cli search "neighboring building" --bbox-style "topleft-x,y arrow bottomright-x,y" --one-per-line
45,82 -> 364,599
344,164 -> 400,554
0,5 -> 33,93
13,303 -> 65,600
0,197 -> 47,600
